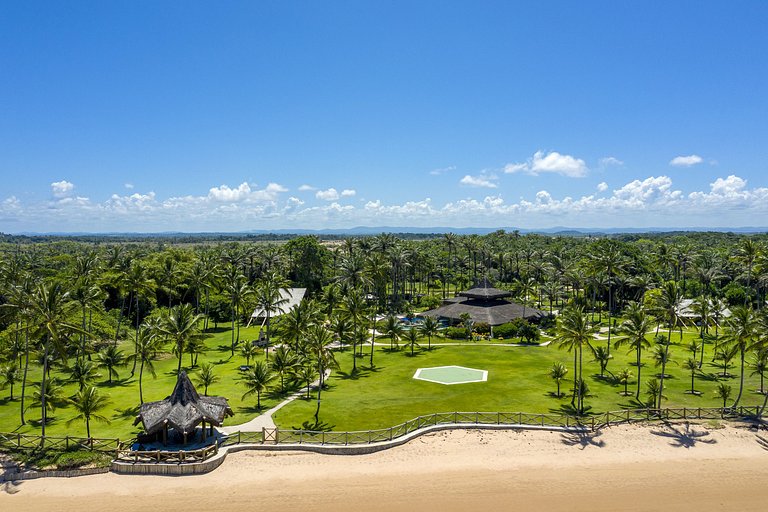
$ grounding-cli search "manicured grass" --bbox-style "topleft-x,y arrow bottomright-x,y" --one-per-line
274,328 -> 767,431
1,325 -> 764,440
0,325 -> 296,440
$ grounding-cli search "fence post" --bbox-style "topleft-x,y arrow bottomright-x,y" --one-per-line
238,431 -> 241,444
65,436 -> 69,450
262,427 -> 265,444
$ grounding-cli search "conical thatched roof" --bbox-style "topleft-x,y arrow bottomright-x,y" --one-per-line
458,278 -> 512,300
134,371 -> 233,435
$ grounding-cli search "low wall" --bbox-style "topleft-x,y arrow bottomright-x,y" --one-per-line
110,449 -> 227,476
3,467 -> 109,481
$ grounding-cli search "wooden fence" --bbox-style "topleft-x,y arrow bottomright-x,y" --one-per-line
0,432 -> 121,454
220,406 -> 763,448
113,443 -> 218,464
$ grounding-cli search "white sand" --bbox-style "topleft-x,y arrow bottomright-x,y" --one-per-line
3,422 -> 768,511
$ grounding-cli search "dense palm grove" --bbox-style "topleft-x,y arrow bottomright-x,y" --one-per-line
1,231 -> 768,443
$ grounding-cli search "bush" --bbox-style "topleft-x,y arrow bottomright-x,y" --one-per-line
474,322 -> 491,335
444,326 -> 467,339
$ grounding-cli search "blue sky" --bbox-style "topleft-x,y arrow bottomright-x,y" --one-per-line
1,1 -> 767,232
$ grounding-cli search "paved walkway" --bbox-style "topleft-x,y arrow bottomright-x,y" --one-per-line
220,370 -> 331,433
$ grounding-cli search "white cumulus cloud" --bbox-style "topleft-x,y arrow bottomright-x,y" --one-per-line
460,174 -> 498,188
504,151 -> 588,177
670,155 -> 703,167
597,182 -> 609,192
51,180 -> 74,198
599,157 -> 624,167
341,189 -> 356,197
316,188 -> 340,201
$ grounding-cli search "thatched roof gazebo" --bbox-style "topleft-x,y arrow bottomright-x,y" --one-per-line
419,279 -> 547,328
134,371 -> 233,444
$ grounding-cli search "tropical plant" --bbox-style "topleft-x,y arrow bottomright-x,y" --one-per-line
419,315 -> 440,350
557,305 -> 597,414
749,350 -> 768,394
241,360 -> 275,410
721,306 -> 758,407
403,328 -> 421,356
591,345 -> 613,377
195,363 -> 219,396
617,368 -> 633,396
68,358 -> 101,392
240,341 -> 258,367
67,386 -> 110,439
683,358 -> 700,395
97,345 -> 126,384
383,315 -> 404,350
0,364 -> 19,400
549,362 -> 568,398
645,379 -> 664,408
616,301 -> 654,399
271,345 -> 298,392
715,383 -> 732,411
159,303 -> 204,373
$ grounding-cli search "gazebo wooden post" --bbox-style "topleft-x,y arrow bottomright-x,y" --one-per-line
201,421 -> 206,441
163,422 -> 168,445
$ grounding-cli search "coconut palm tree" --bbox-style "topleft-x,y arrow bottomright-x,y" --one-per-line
225,270 -> 251,356
0,365 -> 19,400
645,379 -> 664,408
67,386 -> 110,439
549,362 -> 568,397
96,345 -> 125,384
655,281 -> 682,408
557,306 -> 597,414
195,363 -> 219,396
240,341 -> 257,367
253,272 -> 290,360
242,360 -> 274,410
749,350 -> 768,395
308,324 -> 338,423
271,345 -> 298,392
617,368 -> 633,396
134,323 -> 162,404
591,345 -> 612,377
403,328 -> 421,356
715,383 -> 732,412
383,315 -> 404,350
68,359 -> 100,392
159,304 -> 204,373
721,306 -> 758,407
683,358 -> 700,395
419,316 -> 440,350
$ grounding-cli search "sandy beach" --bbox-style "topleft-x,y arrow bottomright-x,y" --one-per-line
3,422 -> 768,512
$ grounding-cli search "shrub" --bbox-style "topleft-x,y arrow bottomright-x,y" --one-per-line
444,327 -> 466,339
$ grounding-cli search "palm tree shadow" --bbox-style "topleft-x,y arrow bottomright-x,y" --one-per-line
560,430 -> 605,449
650,422 -> 716,448
618,397 -> 649,409
297,420 -> 334,432
114,405 -> 140,420
756,434 -> 768,451
697,371 -> 721,382
337,368 -> 373,380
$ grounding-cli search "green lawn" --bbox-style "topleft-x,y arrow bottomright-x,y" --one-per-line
0,325 -> 764,441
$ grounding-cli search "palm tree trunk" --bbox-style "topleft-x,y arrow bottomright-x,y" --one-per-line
658,326 -> 672,409
41,341 -> 49,442
20,325 -> 29,425
636,348 -> 642,400
732,348 -> 745,408
139,359 -> 145,403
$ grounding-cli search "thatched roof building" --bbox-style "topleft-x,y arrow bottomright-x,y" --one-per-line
134,371 -> 233,444
420,279 -> 546,327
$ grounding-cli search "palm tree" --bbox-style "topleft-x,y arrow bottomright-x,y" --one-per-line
616,302 -> 654,399
134,323 -> 162,403
67,386 -> 110,439
124,261 -> 155,376
549,362 -> 568,397
97,345 -> 125,384
617,368 -> 633,396
721,306 -> 758,407
557,306 -> 597,414
308,324 -> 338,423
383,315 -> 404,350
253,273 -> 290,360
655,281 -> 682,408
225,271 -> 251,356
159,304 -> 204,373
749,350 -> 768,394
271,345 -> 298,392
242,360 -> 274,410
715,383 -> 732,412
591,345 -> 612,377
714,344 -> 738,378
28,282 -> 81,439
403,328 -> 421,356
683,358 -> 700,395
645,379 -> 664,408
0,365 -> 19,400
240,342 -> 258,367
68,359 -> 100,392
195,363 -> 219,396
419,316 -> 440,350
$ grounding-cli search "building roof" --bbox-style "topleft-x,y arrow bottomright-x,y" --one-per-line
134,371 -> 233,435
675,298 -> 732,319
458,278 -> 513,300
251,287 -> 306,318
420,297 -> 546,326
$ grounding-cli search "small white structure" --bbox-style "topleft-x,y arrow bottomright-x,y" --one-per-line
247,288 -> 306,328
675,298 -> 731,321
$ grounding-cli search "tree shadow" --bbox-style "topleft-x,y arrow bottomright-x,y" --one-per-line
113,405 -> 140,420
549,403 -> 594,416
297,419 -> 335,432
404,351 -> 426,358
560,430 -> 605,449
617,397 -> 649,409
755,434 -> 768,451
101,377 -> 132,388
697,372 -> 721,382
204,327 -> 229,334
650,422 -> 716,448
336,367 -> 374,381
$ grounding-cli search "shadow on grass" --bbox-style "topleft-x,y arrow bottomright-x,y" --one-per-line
560,429 -> 605,449
697,371 -> 722,382
297,419 -> 335,432
113,405 -> 140,420
617,397 -> 650,409
650,421 -> 716,448
549,403 -> 594,416
336,367 -> 376,381
101,377 -> 133,388
204,327 -> 229,334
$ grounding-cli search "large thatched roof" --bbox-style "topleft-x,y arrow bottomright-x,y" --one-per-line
420,297 -> 546,326
134,371 -> 233,435
251,287 -> 306,319
458,278 -> 512,300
